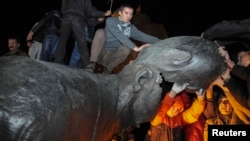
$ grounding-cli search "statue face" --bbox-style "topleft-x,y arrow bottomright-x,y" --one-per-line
118,65 -> 163,125
134,36 -> 227,92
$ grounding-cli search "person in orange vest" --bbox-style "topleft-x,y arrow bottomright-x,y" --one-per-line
149,83 -> 206,141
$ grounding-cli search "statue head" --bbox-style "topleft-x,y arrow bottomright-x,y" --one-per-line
127,36 -> 227,93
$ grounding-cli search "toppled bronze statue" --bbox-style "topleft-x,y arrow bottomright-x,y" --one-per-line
0,36 -> 226,141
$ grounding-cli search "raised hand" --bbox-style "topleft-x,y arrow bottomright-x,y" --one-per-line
171,83 -> 189,94
195,88 -> 205,101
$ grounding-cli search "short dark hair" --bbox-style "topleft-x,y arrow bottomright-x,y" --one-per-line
119,3 -> 134,12
8,36 -> 21,44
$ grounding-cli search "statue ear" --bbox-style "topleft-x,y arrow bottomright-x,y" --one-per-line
134,68 -> 153,92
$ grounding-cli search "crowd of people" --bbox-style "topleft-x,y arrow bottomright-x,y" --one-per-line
142,18 -> 250,141
1,0 -> 250,141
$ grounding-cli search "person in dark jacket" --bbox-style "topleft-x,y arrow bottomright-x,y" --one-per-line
202,18 -> 250,109
4,36 -> 28,57
69,17 -> 105,68
54,0 -> 111,68
39,10 -> 62,62
26,22 -> 44,59
26,10 -> 62,61
223,50 -> 250,107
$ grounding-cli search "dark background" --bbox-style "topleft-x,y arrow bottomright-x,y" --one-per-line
0,1 -> 249,140
0,0 -> 249,55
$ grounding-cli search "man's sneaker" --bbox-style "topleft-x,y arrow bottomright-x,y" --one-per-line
85,62 -> 96,72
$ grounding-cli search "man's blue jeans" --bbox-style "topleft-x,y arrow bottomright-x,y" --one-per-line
40,34 -> 59,61
69,42 -> 81,68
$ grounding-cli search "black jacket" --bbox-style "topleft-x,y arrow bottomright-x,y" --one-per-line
224,65 -> 250,108
203,18 -> 250,48
30,10 -> 62,42
3,49 -> 28,57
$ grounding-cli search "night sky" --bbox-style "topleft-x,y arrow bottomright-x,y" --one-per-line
1,0 -> 249,55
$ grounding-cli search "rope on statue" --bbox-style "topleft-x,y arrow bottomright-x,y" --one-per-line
107,0 -> 113,10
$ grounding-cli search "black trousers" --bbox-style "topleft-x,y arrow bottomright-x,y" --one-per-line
54,15 -> 90,68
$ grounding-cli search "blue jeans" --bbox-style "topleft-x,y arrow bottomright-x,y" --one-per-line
40,34 -> 59,61
69,42 -> 81,68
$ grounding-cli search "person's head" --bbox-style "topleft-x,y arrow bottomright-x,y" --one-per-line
118,4 -> 134,23
237,51 -> 250,67
8,36 -> 21,53
218,96 -> 233,115
213,86 -> 233,115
